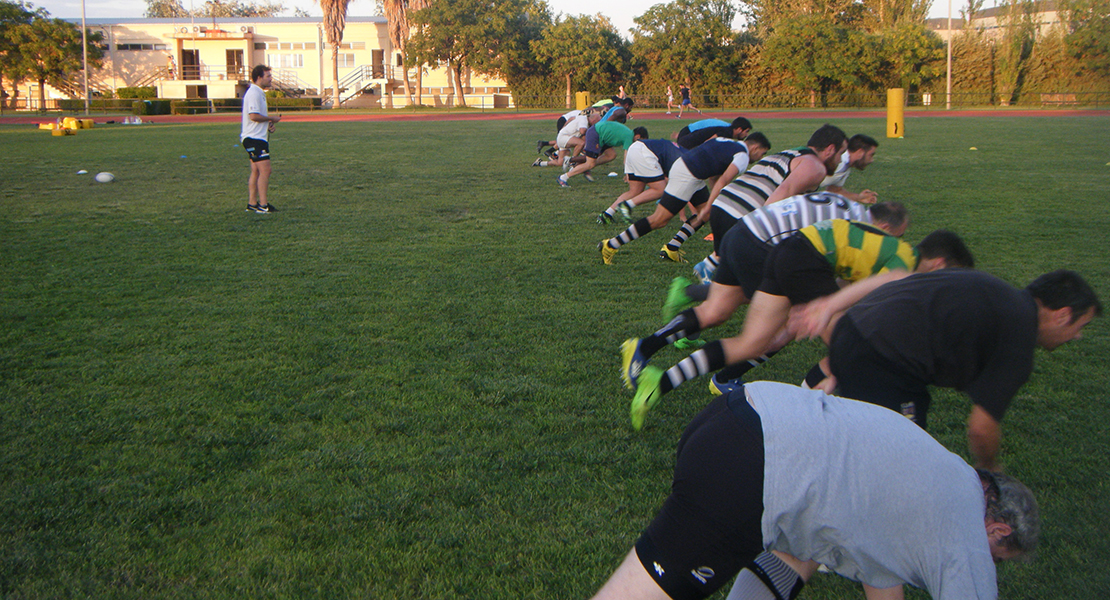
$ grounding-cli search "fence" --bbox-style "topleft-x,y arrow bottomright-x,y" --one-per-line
4,90 -> 1107,115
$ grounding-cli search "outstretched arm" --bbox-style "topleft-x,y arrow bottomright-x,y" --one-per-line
967,405 -> 1003,472
789,270 -> 912,340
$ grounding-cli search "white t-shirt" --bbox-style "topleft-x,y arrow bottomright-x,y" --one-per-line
241,84 -> 269,142
747,382 -> 999,600
820,149 -> 851,189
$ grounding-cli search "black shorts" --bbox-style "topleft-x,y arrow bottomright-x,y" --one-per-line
556,116 -> 567,133
636,392 -> 765,600
829,317 -> 933,427
659,186 -> 710,215
243,137 -> 270,162
757,234 -> 839,304
708,206 -> 740,254
716,225 -> 772,298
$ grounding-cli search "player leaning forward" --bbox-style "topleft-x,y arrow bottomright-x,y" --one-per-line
588,381 -> 1039,600
241,64 -> 281,213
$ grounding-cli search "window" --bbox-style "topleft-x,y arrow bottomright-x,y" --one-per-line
338,53 -> 355,68
260,42 -> 316,50
116,43 -> 169,51
396,53 -> 403,66
266,54 -> 304,68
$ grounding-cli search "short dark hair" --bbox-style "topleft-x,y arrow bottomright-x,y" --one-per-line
619,97 -> 634,109
868,201 -> 909,232
915,229 -> 974,268
1027,270 -> 1102,320
806,124 -> 848,152
848,133 -> 879,152
744,131 -> 771,152
730,116 -> 752,132
633,126 -> 649,139
250,64 -> 271,82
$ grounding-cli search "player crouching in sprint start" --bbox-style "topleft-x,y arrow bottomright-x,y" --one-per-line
623,215 -> 980,431
586,381 -> 1039,600
598,132 -> 772,264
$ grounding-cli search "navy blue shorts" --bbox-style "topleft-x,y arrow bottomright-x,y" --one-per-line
243,137 -> 270,162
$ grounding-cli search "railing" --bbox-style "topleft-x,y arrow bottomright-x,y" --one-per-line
508,90 -> 1110,111
337,64 -> 395,105
172,64 -> 248,82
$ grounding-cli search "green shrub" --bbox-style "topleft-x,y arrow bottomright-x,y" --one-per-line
117,86 -> 158,99
132,100 -> 172,115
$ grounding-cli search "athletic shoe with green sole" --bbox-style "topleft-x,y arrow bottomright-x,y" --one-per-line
620,337 -> 648,390
674,337 -> 706,350
630,366 -> 664,431
598,239 -> 619,264
658,246 -> 687,263
662,276 -> 697,321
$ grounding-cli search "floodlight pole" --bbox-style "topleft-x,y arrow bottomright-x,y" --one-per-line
946,0 -> 953,110
81,0 -> 89,115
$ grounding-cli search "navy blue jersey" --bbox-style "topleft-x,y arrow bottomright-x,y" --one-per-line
682,138 -> 749,180
639,139 -> 688,177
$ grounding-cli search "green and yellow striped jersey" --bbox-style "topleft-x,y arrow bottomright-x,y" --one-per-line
799,219 -> 917,282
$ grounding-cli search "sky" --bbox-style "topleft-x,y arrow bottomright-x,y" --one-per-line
39,0 -> 973,33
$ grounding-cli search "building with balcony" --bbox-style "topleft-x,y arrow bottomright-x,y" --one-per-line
51,16 -> 512,108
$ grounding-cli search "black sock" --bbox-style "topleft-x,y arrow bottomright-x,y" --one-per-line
685,282 -> 710,302
641,309 -> 701,358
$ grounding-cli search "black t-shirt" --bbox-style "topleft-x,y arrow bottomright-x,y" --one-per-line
676,126 -> 733,149
843,269 -> 1038,421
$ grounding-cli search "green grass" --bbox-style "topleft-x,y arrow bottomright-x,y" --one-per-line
1,114 -> 1109,599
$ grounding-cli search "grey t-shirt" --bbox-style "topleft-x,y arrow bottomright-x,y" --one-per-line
747,381 -> 998,599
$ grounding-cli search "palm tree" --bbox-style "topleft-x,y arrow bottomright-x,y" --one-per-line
382,0 -> 429,107
316,0 -> 351,108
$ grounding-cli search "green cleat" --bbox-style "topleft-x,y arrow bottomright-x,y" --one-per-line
598,239 -> 619,265
674,337 -> 706,350
630,366 -> 665,431
662,276 -> 698,321
658,246 -> 687,263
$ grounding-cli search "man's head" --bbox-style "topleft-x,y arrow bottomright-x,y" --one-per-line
913,229 -> 974,272
586,110 -> 603,126
868,201 -> 909,238
632,126 -> 649,141
251,65 -> 273,87
1027,270 -> 1102,349
744,131 -> 771,163
619,97 -> 634,111
979,470 -> 1039,562
730,116 -> 752,140
806,124 -> 849,175
847,134 -> 879,171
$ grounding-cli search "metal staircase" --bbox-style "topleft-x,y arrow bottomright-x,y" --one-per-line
337,64 -> 393,105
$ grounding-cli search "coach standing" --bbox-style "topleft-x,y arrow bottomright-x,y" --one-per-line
242,65 -> 281,213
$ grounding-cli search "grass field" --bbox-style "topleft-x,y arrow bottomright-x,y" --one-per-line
2,113 -> 1109,599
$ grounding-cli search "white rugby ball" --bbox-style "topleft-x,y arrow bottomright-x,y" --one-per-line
94,172 -> 115,183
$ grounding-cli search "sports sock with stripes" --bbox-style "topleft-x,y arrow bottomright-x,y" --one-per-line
659,340 -> 726,395
641,309 -> 701,358
612,218 -> 654,248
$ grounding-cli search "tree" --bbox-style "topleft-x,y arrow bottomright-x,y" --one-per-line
145,0 -> 284,18
533,14 -> 628,108
407,0 -> 548,107
877,22 -> 944,90
9,16 -> 102,108
760,14 -> 863,106
630,0 -> 745,96
317,0 -> 351,107
0,0 -> 41,107
995,0 -> 1036,104
1060,0 -> 1110,74
382,0 -> 431,105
